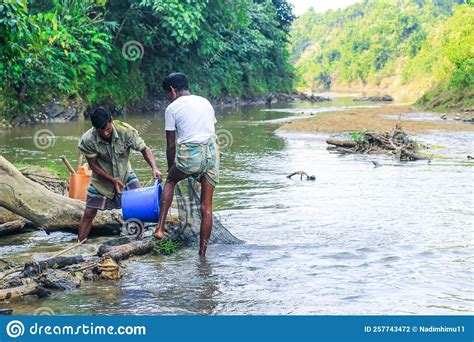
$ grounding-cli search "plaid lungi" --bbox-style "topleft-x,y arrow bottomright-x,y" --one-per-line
85,172 -> 140,210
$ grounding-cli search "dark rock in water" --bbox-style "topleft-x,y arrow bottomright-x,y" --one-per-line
22,262 -> 47,278
299,93 -> 331,102
39,269 -> 80,290
82,269 -> 100,282
0,308 -> 13,315
21,256 -> 84,278
353,95 -> 394,102
266,93 -> 298,104
10,97 -> 85,126
460,111 -> 474,123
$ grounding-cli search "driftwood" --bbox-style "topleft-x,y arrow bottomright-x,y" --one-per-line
0,156 -> 122,232
326,129 -> 427,161
0,220 -> 26,236
0,279 -> 50,300
0,237 -> 157,301
0,207 -> 27,224
99,238 -> 154,261
326,139 -> 357,148
334,147 -> 356,154
21,256 -> 85,278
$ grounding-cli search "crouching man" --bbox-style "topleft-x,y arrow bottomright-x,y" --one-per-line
77,107 -> 162,242
154,73 -> 219,257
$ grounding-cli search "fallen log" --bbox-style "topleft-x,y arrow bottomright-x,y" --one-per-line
0,220 -> 26,236
0,207 -> 27,225
0,237 -> 158,301
400,148 -> 426,161
100,238 -> 154,261
21,256 -> 85,278
335,147 -> 356,154
0,207 -> 37,237
326,139 -> 357,148
0,156 -> 122,232
0,279 -> 50,300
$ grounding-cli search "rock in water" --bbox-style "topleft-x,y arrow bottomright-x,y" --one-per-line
353,95 -> 393,102
39,269 -> 80,290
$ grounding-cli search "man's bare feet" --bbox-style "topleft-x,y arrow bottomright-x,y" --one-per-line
154,227 -> 170,239
154,228 -> 165,239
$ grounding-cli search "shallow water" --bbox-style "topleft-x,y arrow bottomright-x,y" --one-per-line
0,96 -> 473,315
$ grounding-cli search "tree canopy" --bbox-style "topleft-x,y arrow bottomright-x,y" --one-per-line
0,0 -> 295,120
290,0 -> 472,110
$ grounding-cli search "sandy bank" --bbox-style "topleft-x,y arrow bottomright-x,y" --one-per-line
277,105 -> 474,134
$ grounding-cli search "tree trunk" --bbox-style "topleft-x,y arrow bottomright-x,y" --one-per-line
0,207 -> 27,224
99,238 -> 154,261
0,221 -> 26,236
0,279 -> 49,300
0,156 -> 122,232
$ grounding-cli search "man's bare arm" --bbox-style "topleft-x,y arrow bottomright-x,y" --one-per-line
166,130 -> 176,170
141,146 -> 162,181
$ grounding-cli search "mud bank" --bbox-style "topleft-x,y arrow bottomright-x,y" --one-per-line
277,105 -> 474,134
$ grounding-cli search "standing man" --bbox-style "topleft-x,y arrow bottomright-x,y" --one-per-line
154,73 -> 219,257
77,107 -> 162,242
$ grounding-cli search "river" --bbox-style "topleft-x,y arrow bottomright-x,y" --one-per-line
0,96 -> 473,315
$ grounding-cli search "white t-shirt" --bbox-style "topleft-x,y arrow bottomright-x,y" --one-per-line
164,95 -> 216,144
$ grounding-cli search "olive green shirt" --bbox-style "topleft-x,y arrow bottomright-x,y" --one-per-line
78,120 -> 146,199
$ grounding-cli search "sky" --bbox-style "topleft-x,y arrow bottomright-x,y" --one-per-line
289,0 -> 361,16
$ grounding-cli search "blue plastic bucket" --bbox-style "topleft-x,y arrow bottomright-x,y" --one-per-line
122,180 -> 162,222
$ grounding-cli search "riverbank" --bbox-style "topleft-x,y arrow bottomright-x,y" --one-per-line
0,93 -> 305,129
277,104 -> 474,134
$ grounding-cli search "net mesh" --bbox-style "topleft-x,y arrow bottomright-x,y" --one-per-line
167,178 -> 243,246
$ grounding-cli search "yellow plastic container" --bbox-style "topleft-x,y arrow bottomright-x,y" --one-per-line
68,165 -> 92,201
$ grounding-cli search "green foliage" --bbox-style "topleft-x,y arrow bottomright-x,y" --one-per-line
153,237 -> 183,255
140,0 -> 207,45
0,0 -> 116,119
407,4 -> 474,110
290,0 -> 472,110
350,131 -> 364,143
0,0 -> 295,120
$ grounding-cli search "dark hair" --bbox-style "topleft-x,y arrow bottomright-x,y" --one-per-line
90,107 -> 112,129
162,73 -> 189,92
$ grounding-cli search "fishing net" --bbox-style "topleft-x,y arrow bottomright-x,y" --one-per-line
166,178 -> 243,246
